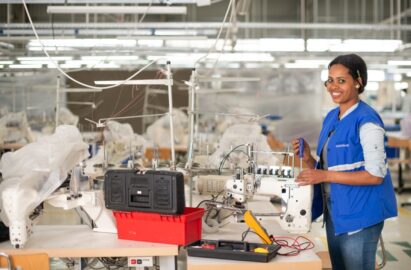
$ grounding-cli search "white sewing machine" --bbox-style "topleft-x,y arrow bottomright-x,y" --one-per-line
196,145 -> 313,234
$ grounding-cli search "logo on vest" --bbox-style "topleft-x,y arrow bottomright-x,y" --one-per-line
335,144 -> 349,148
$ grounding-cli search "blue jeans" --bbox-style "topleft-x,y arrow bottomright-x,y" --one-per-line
325,198 -> 384,270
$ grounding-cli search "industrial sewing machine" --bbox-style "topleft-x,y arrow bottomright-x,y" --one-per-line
196,143 -> 313,234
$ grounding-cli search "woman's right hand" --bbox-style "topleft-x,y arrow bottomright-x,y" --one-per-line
291,138 -> 312,163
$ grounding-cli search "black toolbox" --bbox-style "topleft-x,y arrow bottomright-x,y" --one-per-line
187,239 -> 281,263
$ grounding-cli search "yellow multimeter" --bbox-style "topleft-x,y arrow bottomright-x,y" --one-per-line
244,210 -> 272,244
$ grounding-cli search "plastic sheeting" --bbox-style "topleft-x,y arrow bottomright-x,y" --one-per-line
207,124 -> 281,170
0,125 -> 89,230
0,111 -> 35,146
400,115 -> 411,138
145,109 -> 188,147
103,120 -> 149,164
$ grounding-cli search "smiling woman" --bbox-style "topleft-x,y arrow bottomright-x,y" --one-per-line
292,54 -> 397,270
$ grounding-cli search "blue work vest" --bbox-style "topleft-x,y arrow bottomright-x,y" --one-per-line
312,101 -> 397,235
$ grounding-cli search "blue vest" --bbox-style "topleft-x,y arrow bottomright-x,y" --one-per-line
312,101 -> 397,234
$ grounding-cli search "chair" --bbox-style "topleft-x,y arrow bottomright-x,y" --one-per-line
0,252 -> 50,270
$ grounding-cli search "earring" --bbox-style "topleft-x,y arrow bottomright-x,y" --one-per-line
355,84 -> 360,89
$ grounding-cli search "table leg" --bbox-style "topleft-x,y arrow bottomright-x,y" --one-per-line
159,255 -> 176,270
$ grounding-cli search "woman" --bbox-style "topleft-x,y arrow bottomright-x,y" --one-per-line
292,54 -> 397,270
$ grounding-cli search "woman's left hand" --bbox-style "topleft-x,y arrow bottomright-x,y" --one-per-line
296,169 -> 328,186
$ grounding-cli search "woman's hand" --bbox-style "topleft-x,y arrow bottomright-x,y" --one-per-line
291,138 -> 312,162
296,169 -> 328,186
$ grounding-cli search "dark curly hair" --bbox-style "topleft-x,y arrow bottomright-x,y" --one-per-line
328,54 -> 368,94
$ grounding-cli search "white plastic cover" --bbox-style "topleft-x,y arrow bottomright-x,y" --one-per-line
0,111 -> 35,147
103,120 -> 149,164
0,125 -> 89,230
58,107 -> 79,126
145,109 -> 188,147
207,124 -> 281,169
400,114 -> 411,138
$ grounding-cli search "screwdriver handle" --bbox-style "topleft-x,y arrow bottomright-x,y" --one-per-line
298,138 -> 304,158
298,138 -> 304,173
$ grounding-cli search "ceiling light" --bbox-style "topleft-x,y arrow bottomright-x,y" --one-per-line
94,79 -> 172,86
365,82 -> 379,91
368,70 -> 385,81
395,82 -> 408,90
28,39 -> 137,48
294,59 -> 331,66
9,64 -> 43,69
17,56 -> 73,61
393,74 -> 403,81
47,6 -> 187,15
235,38 -> 305,52
330,39 -> 402,52
387,60 -> 411,66
308,39 -> 402,52
284,63 -> 320,69
307,39 -> 341,52
81,56 -> 139,61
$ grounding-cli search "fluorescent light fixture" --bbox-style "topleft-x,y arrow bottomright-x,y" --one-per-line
0,61 -> 14,64
81,56 -> 139,61
387,60 -> 411,66
0,65 -> 3,69
66,101 -> 96,108
209,53 -> 274,62
244,63 -> 280,69
154,30 -> 198,36
368,70 -> 385,81
406,72 -> 411,77
95,79 -> 172,86
28,46 -> 76,52
165,39 -> 218,49
294,59 -> 331,66
308,39 -> 402,52
235,38 -> 305,52
48,63 -> 82,69
9,64 -> 43,69
307,39 -> 341,52
285,59 -> 330,69
284,63 -> 320,69
28,39 -> 137,48
260,38 -> 305,52
393,74 -> 403,81
395,82 -> 408,90
330,39 -> 402,52
137,40 -> 164,47
47,6 -> 187,15
17,56 -> 73,61
321,69 -> 328,81
21,61 -> 56,65
365,82 -> 379,91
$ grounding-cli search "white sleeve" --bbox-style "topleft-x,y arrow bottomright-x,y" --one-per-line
359,123 -> 387,178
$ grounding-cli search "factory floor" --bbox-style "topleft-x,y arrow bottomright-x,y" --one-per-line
37,168 -> 411,270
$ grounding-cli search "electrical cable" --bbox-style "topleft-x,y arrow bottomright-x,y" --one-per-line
22,0 -> 166,90
218,144 -> 250,174
241,229 -> 315,256
194,0 -> 234,69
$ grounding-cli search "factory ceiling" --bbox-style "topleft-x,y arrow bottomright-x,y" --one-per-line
1,0 -> 411,71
